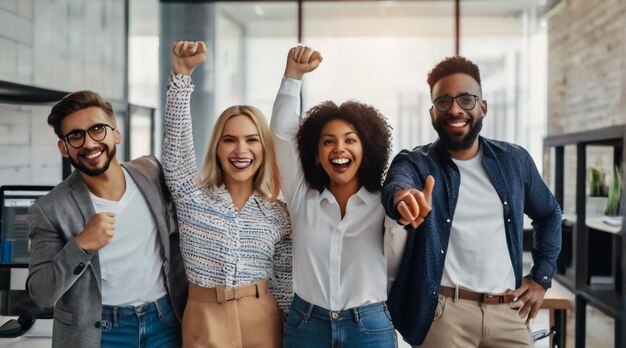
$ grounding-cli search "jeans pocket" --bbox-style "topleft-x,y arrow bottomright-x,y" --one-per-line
358,310 -> 395,333
158,301 -> 180,327
384,307 -> 393,322
283,308 -> 307,330
432,295 -> 447,321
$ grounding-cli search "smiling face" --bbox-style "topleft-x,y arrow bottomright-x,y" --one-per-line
57,106 -> 120,177
217,114 -> 264,189
317,119 -> 363,190
430,72 -> 487,159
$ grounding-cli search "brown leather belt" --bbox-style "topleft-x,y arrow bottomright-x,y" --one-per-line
439,286 -> 516,304
188,280 -> 268,303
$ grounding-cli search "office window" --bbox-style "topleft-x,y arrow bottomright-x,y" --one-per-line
215,2 -> 298,118
300,1 -> 455,154
460,0 -> 548,169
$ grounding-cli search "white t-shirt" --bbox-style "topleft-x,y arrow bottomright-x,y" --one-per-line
90,168 -> 167,306
440,148 -> 516,293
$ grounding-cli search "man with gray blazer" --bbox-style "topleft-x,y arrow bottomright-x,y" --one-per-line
27,90 -> 187,347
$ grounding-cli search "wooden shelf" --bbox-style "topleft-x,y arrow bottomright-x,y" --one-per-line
579,284 -> 622,319
586,216 -> 622,235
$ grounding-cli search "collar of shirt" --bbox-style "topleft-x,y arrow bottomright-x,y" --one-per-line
212,184 -> 271,216
318,186 -> 379,207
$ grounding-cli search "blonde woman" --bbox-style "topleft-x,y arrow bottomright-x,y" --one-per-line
162,40 -> 292,348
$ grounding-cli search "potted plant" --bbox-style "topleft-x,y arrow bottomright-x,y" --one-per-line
603,165 -> 622,226
589,167 -> 606,197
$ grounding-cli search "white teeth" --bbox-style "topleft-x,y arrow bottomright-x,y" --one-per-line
331,158 -> 350,165
448,121 -> 467,127
85,150 -> 102,159
230,159 -> 252,169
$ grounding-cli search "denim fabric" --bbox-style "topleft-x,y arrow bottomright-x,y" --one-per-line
382,137 -> 562,345
100,295 -> 181,348
283,294 -> 397,348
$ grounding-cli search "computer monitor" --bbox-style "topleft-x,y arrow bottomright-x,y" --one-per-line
0,186 -> 53,268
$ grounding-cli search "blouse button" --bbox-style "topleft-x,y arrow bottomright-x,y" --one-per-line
446,219 -> 451,223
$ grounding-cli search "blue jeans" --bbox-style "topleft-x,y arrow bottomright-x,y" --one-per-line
100,294 -> 181,348
283,294 -> 397,348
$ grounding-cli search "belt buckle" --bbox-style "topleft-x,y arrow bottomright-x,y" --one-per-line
481,294 -> 501,304
483,294 -> 496,303
224,288 -> 236,301
215,286 -> 236,303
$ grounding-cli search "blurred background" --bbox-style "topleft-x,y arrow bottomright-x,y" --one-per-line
1,1 -> 625,347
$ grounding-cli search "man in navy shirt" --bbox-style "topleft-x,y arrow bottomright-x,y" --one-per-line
382,56 -> 562,347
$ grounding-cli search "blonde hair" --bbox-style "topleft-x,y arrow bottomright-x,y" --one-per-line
200,105 -> 281,201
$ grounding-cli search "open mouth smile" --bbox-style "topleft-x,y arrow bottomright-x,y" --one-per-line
330,157 -> 352,171
445,119 -> 469,128
79,149 -> 104,162
229,158 -> 253,169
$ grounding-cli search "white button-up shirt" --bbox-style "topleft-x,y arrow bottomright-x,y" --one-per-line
271,77 -> 387,311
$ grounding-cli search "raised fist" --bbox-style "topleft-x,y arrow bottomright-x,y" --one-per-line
284,44 -> 323,80
171,41 -> 207,76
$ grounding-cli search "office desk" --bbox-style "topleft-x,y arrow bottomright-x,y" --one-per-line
0,316 -> 51,348
542,283 -> 573,348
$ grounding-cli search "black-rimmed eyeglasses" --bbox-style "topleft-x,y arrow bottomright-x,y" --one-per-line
432,94 -> 480,112
62,123 -> 115,149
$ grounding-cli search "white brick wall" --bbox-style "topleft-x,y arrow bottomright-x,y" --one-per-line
547,0 -> 626,214
0,0 -> 125,186
0,104 -> 60,185
547,0 -> 626,135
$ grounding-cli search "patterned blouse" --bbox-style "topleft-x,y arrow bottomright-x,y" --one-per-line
162,73 -> 293,313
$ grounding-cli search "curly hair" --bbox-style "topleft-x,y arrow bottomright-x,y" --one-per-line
297,100 -> 392,193
427,56 -> 482,93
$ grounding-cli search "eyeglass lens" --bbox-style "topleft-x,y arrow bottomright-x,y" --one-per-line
434,95 -> 477,112
65,124 -> 110,148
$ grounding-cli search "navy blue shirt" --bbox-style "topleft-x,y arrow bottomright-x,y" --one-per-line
382,137 -> 562,345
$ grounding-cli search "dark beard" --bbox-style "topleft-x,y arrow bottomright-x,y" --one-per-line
68,145 -> 116,177
432,117 -> 483,151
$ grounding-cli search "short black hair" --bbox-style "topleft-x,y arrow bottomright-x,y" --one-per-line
48,90 -> 115,139
297,100 -> 392,193
427,56 -> 481,93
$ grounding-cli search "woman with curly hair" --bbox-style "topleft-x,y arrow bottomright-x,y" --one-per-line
271,45 -> 396,347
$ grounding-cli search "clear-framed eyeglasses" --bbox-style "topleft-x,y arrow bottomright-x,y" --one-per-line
62,123 -> 115,149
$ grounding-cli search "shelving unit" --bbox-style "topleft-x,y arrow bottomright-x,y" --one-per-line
544,125 -> 625,348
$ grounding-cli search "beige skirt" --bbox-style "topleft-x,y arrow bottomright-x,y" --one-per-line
182,280 -> 283,348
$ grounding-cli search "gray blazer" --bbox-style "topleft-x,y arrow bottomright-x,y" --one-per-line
26,156 -> 187,348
